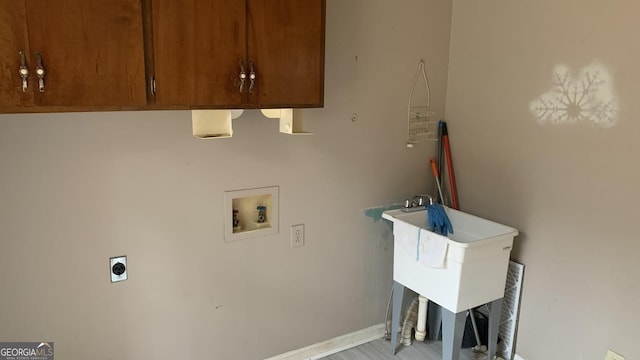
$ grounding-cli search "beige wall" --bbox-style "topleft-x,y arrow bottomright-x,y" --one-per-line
0,1 -> 453,359
445,1 -> 640,359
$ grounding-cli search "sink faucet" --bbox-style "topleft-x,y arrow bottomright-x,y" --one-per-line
413,194 -> 433,207
402,194 -> 433,212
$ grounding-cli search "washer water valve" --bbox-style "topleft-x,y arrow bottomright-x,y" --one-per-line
256,205 -> 267,223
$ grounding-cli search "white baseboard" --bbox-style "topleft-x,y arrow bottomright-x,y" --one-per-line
264,323 -> 386,360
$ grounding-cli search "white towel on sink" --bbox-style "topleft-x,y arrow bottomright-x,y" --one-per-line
417,228 -> 448,268
393,220 -> 420,259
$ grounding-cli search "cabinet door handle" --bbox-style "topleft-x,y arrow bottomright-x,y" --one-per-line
248,61 -> 256,93
239,60 -> 247,93
18,51 -> 29,92
35,52 -> 45,92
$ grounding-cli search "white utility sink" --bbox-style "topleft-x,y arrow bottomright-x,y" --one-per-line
382,207 -> 518,313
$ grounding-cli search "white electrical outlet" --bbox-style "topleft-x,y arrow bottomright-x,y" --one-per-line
291,224 -> 304,248
110,256 -> 127,283
605,350 -> 625,360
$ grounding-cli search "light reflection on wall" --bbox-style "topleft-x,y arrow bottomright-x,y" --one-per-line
530,63 -> 617,128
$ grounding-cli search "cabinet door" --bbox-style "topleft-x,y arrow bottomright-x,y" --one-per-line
0,1 -> 34,109
247,0 -> 325,107
24,0 -> 147,107
151,0 -> 247,107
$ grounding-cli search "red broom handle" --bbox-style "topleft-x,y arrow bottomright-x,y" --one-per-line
442,124 -> 459,210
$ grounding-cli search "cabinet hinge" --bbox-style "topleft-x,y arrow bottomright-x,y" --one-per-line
150,76 -> 156,95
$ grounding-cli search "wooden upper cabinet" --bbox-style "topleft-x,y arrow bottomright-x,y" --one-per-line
150,0 -> 247,107
0,0 -> 324,112
0,1 -> 34,109
24,0 -> 147,107
150,0 -> 325,108
0,0 -> 146,112
247,0 -> 325,107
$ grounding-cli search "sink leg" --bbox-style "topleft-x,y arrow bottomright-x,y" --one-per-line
427,301 -> 442,340
487,298 -> 503,360
390,281 -> 405,355
441,308 -> 465,360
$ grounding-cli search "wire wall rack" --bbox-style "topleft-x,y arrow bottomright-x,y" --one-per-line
406,60 -> 437,148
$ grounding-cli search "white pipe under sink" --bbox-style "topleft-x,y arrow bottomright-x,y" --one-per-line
415,295 -> 428,341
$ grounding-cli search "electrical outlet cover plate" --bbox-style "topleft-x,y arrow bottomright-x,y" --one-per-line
291,224 -> 304,248
605,350 -> 625,360
110,256 -> 127,283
